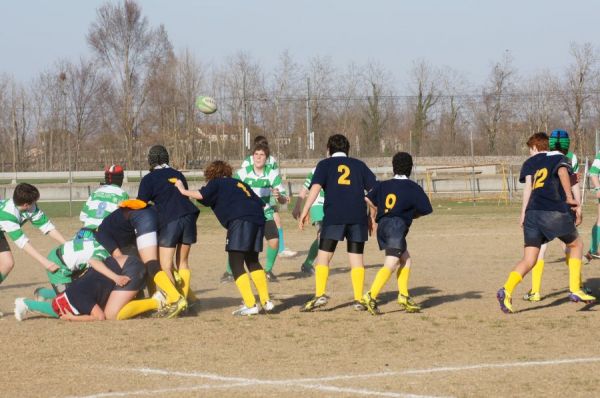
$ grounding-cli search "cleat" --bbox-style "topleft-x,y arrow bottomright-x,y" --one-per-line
300,295 -> 329,312
162,296 -> 188,319
266,271 -> 279,282
522,291 -> 541,302
398,294 -> 421,313
262,300 -> 275,313
585,252 -> 594,264
568,290 -> 596,304
300,264 -> 315,276
278,248 -> 298,258
220,272 -> 234,284
363,292 -> 381,315
496,288 -> 514,314
590,251 -> 600,259
14,298 -> 28,321
232,304 -> 259,316
582,284 -> 593,295
353,298 -> 368,311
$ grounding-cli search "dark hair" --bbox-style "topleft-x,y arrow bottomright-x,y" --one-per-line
253,135 -> 268,146
13,183 -> 40,206
392,152 -> 413,177
148,145 -> 169,169
526,132 -> 549,151
253,142 -> 270,158
327,134 -> 350,155
204,160 -> 233,181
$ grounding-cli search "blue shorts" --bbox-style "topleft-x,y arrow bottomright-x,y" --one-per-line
110,256 -> 146,292
158,212 -> 198,247
226,219 -> 264,253
129,208 -> 159,236
523,210 -> 578,248
376,217 -> 408,252
320,223 -> 368,243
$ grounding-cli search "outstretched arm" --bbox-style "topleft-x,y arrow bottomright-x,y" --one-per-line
174,179 -> 203,200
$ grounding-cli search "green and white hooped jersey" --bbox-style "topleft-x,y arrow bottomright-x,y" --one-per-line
234,165 -> 286,221
55,238 -> 110,272
589,152 -> 600,176
80,184 -> 129,229
303,168 -> 325,223
566,152 -> 579,173
241,155 -> 279,175
0,199 -> 54,249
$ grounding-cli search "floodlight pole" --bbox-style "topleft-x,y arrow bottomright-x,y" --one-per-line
60,72 -> 72,217
470,128 -> 476,206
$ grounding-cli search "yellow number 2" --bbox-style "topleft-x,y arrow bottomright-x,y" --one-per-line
533,168 -> 548,190
385,194 -> 397,213
237,182 -> 251,197
337,165 -> 351,185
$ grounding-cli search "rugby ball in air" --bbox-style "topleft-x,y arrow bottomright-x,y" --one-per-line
196,96 -> 217,114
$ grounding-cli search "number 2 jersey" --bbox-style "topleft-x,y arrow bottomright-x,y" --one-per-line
519,151 -> 571,213
311,153 -> 377,226
366,176 -> 433,225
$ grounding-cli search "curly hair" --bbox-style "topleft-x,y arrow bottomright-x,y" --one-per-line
392,152 -> 413,177
204,160 -> 233,181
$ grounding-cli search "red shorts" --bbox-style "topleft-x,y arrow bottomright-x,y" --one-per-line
51,293 -> 79,315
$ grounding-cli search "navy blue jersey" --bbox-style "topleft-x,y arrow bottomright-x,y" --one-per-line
311,154 -> 377,226
367,177 -> 433,225
520,151 -> 571,213
66,257 -> 120,314
95,207 -> 158,253
138,167 -> 199,228
198,177 -> 265,228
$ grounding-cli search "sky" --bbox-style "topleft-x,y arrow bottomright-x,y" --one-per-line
1,0 -> 599,89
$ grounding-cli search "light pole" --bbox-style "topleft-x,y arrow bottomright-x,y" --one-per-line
59,72 -> 72,216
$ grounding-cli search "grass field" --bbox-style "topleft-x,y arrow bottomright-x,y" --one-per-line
2,201 -> 600,397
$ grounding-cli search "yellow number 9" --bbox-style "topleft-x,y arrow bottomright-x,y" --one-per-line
385,194 -> 396,213
337,165 -> 351,185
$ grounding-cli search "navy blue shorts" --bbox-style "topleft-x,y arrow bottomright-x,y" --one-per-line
129,208 -> 159,236
320,223 -> 368,243
109,256 -> 146,292
226,219 -> 264,253
376,217 -> 408,252
523,210 -> 578,248
158,212 -> 198,247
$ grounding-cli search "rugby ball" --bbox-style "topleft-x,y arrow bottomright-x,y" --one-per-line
196,96 -> 217,114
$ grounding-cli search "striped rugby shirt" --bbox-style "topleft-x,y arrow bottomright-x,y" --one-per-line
589,152 -> 600,176
303,168 -> 325,223
79,184 -> 129,229
566,152 -> 579,173
234,164 -> 286,221
0,200 -> 55,248
241,155 -> 279,174
55,237 -> 109,272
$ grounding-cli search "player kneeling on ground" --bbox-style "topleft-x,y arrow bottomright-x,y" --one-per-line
363,152 -> 432,315
14,255 -> 145,321
497,131 -> 595,314
174,160 -> 274,316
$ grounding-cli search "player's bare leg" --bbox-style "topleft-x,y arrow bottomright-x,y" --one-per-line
0,251 -> 15,284
175,244 -> 195,301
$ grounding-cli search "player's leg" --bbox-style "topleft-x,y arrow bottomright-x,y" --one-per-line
525,243 -> 547,302
274,211 -> 297,258
264,220 -> 280,281
301,223 -> 321,276
14,297 -> 59,320
564,236 -> 596,303
230,250 -> 259,316
497,246 -> 540,313
348,242 -> 367,311
106,256 -> 152,320
301,239 -> 336,312
396,251 -> 422,312
0,249 -> 14,285
173,213 -> 198,300
589,202 -> 600,257
246,251 -> 273,311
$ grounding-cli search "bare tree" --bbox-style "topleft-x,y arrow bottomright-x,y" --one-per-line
87,0 -> 173,167
409,60 -> 439,155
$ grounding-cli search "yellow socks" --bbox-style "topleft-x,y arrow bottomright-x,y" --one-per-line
153,271 -> 183,304
177,269 -> 193,299
315,264 -> 329,297
250,269 -> 270,305
370,267 -> 392,299
504,271 -> 523,295
350,267 -> 365,301
397,265 -> 412,297
235,273 -> 256,307
531,260 -> 544,294
116,298 -> 159,320
568,258 -> 582,293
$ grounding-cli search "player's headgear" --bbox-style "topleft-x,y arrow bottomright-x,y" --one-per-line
549,129 -> 570,154
104,164 -> 124,187
148,145 -> 169,168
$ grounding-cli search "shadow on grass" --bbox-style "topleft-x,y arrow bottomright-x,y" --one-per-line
0,282 -> 44,291
516,287 -> 598,313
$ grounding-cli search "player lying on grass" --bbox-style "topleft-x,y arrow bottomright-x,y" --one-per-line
519,131 -> 586,302
298,134 -> 377,312
138,145 -> 199,305
14,255 -> 145,322
94,199 -> 187,319
174,160 -> 274,316
362,152 -> 432,315
497,131 -> 595,314
292,167 -> 325,277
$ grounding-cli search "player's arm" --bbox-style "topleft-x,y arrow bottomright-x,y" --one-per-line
46,229 -> 66,244
365,197 -> 378,236
299,184 -> 321,230
292,187 -> 309,220
60,305 -> 106,321
271,176 -> 288,204
558,166 -> 577,206
22,242 -> 59,272
30,209 -> 66,244
88,258 -> 130,287
173,179 -> 203,200
520,175 -> 533,227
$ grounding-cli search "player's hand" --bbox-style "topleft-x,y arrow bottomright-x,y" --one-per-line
60,312 -> 76,321
46,261 -> 59,273
114,275 -> 131,287
575,206 -> 583,226
595,189 -> 600,200
298,212 -> 309,231
565,197 -> 578,208
292,204 -> 301,220
272,188 -> 280,199
519,213 -> 525,228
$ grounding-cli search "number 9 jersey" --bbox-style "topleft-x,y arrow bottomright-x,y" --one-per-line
519,151 -> 572,213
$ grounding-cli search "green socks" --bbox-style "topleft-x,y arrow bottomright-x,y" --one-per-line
226,261 -> 232,276
36,287 -> 57,300
265,245 -> 278,273
591,225 -> 600,254
24,299 -> 59,318
303,239 -> 319,269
